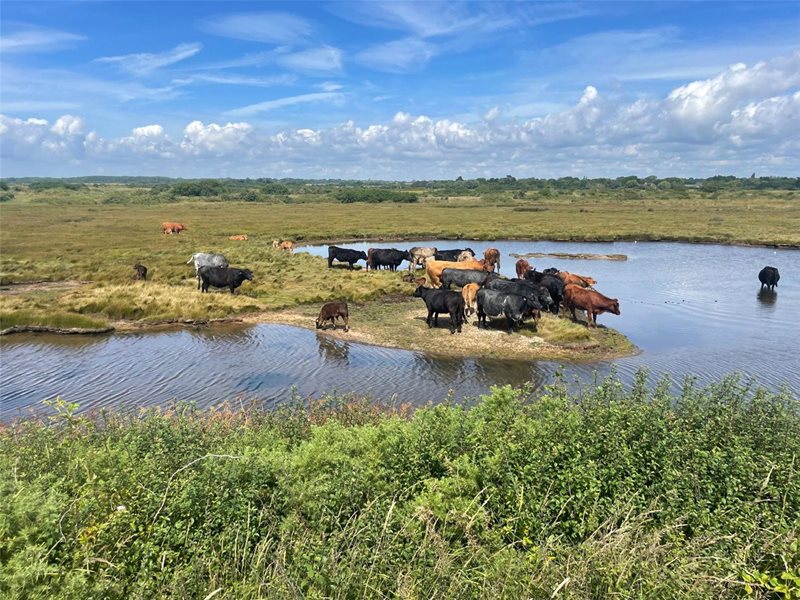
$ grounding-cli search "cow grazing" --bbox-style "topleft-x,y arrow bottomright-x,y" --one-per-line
759,266 -> 780,291
279,240 -> 294,253
316,301 -> 349,332
515,259 -> 532,279
162,222 -> 187,235
187,253 -> 229,289
476,289 -> 532,334
198,266 -> 253,295
483,248 -> 501,272
558,271 -> 597,288
563,284 -> 620,327
426,259 -> 494,288
368,248 -> 411,271
408,247 -> 437,271
327,246 -> 368,269
434,248 -> 475,262
413,285 -> 464,334
229,234 -> 248,241
133,263 -> 148,281
462,283 -> 480,318
457,250 -> 476,262
440,268 -> 498,289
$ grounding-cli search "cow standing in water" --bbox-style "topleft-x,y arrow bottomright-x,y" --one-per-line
758,266 -> 780,291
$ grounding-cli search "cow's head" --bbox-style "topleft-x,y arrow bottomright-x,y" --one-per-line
608,300 -> 620,315
413,285 -> 426,298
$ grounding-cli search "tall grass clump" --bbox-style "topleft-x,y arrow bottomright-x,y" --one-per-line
1,373 -> 798,599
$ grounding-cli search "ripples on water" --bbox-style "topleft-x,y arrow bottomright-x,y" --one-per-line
1,241 -> 797,417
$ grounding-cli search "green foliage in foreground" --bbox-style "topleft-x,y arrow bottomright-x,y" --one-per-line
1,374 -> 798,599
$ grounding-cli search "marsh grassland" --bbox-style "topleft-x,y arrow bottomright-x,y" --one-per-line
1,184 -> 797,356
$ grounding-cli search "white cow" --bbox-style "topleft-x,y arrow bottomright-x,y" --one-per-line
187,253 -> 228,289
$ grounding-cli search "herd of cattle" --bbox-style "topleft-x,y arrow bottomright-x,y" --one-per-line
324,244 -> 620,334
145,227 -> 782,336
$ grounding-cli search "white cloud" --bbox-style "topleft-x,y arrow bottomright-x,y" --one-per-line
96,42 -> 202,75
225,92 -> 344,117
51,115 -> 85,136
180,121 -> 254,155
356,38 -> 437,73
276,46 -> 343,75
172,73 -> 296,87
0,25 -> 85,53
2,51 -> 798,177
199,12 -> 313,44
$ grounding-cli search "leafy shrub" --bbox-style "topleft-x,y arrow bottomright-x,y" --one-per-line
170,179 -> 226,197
336,188 -> 418,203
0,192 -> 14,202
1,374 -> 797,598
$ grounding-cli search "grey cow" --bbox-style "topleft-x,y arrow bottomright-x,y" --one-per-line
187,252 -> 229,289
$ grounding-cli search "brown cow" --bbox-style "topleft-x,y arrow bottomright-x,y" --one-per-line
229,234 -> 248,241
279,240 -> 293,253
484,248 -> 501,272
461,283 -> 480,318
401,273 -> 427,286
316,301 -> 349,332
558,271 -> 597,288
162,222 -> 187,235
515,259 -> 532,279
563,284 -> 620,327
425,259 -> 494,288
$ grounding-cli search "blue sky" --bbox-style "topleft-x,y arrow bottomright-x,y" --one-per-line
1,1 -> 798,179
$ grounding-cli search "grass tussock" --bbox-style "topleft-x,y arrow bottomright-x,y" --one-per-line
1,374 -> 798,598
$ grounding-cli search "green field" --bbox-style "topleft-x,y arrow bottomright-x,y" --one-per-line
2,375 -> 798,599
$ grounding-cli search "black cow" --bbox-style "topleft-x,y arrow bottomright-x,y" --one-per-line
759,266 -> 780,291
369,248 -> 411,271
486,278 -> 549,313
328,246 -> 368,270
476,289 -> 532,334
440,268 -> 498,289
524,270 -> 564,314
434,248 -> 476,262
133,263 -> 147,281
198,266 -> 253,294
413,285 -> 464,334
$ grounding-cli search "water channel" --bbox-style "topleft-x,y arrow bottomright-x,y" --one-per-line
1,241 -> 796,418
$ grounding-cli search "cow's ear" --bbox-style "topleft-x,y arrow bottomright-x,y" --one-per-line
420,278 -> 426,284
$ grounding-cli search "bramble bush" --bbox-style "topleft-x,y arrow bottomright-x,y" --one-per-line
1,372 -> 798,599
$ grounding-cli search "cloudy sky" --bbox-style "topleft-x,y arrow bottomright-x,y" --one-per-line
1,1 -> 798,179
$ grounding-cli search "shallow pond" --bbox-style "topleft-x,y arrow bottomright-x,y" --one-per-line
1,241 -> 797,418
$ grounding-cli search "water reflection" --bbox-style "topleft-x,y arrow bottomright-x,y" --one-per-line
756,288 -> 778,307
316,333 -> 350,365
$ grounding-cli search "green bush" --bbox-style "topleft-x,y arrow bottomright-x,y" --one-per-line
0,192 -> 14,202
1,373 -> 798,598
336,188 -> 418,203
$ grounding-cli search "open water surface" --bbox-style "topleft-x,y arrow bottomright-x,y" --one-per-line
1,241 -> 797,418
